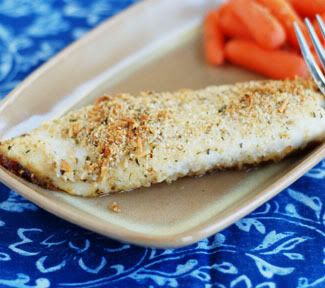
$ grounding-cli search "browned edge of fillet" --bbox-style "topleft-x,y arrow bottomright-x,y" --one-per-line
0,141 -> 321,196
0,154 -> 60,191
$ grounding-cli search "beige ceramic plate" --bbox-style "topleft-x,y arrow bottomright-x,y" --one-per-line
0,0 -> 324,248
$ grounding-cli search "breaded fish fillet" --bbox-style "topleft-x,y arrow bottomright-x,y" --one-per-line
0,79 -> 324,197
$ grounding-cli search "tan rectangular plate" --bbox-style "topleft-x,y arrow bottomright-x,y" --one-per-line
0,0 -> 324,248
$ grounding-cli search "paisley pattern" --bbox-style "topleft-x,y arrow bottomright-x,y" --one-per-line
0,1 -> 324,287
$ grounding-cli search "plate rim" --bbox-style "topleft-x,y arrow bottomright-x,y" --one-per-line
0,0 -> 150,114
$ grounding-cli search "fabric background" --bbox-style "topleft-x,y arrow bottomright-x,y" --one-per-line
0,1 -> 324,287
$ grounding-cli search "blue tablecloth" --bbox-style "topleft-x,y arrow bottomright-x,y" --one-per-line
0,1 -> 324,287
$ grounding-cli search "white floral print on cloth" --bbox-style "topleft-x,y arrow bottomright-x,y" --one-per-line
0,1 -> 324,287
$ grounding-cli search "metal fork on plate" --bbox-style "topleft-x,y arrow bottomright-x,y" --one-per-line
294,15 -> 325,94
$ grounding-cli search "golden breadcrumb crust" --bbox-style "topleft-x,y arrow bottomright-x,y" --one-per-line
0,78 -> 324,196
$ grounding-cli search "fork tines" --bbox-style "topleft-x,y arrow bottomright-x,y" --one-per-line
294,15 -> 325,94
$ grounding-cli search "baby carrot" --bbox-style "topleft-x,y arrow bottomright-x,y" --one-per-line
312,49 -> 323,69
204,11 -> 224,65
313,14 -> 325,41
290,0 -> 325,17
225,39 -> 309,79
256,0 -> 309,49
218,3 -> 251,39
230,0 -> 286,49
311,15 -> 325,64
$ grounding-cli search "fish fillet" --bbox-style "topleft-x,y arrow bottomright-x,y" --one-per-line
0,79 -> 324,197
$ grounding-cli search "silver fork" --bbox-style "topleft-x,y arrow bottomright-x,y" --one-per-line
294,15 -> 325,94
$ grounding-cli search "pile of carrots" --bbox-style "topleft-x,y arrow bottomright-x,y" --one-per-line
204,0 -> 325,79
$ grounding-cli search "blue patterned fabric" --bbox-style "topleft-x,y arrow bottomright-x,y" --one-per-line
0,1 -> 324,287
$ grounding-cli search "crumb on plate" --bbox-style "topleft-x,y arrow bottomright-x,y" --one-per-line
109,201 -> 121,213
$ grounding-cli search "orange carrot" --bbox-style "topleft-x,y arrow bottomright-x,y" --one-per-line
312,49 -> 323,69
313,18 -> 322,40
313,14 -> 325,41
290,0 -> 325,17
310,15 -> 325,69
311,15 -> 325,65
225,39 -> 308,79
230,0 -> 286,49
256,0 -> 309,49
218,3 -> 251,39
204,11 -> 224,65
